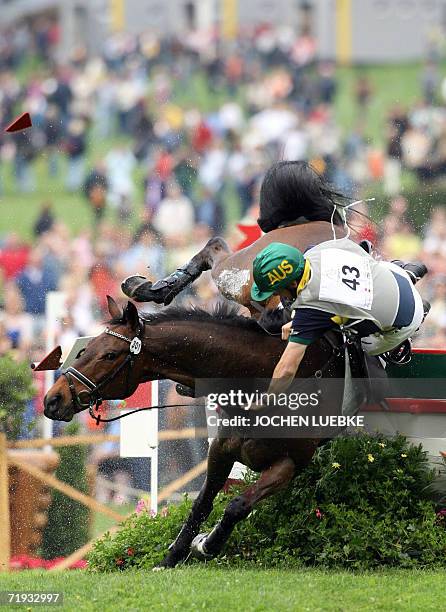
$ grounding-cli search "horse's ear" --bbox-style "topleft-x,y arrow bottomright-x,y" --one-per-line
107,295 -> 122,320
124,301 -> 140,331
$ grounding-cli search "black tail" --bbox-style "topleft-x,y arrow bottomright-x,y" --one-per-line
257,161 -> 349,233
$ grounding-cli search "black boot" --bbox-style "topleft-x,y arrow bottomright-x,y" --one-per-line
392,260 -> 428,285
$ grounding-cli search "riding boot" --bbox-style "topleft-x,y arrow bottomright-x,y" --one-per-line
121,260 -> 207,305
392,260 -> 428,285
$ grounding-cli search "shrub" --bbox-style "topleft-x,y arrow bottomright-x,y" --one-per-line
88,433 -> 446,571
41,422 -> 90,559
0,355 -> 35,440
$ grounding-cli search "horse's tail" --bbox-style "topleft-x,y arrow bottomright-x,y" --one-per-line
257,160 -> 350,233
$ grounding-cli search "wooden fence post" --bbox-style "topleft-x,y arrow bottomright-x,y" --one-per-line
0,433 -> 10,571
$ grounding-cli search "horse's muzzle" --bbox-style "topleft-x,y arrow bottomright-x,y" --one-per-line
44,393 -> 73,421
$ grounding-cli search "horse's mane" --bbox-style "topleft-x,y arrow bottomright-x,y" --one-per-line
108,301 -> 287,336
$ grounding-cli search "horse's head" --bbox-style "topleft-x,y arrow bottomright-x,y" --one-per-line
44,296 -> 146,421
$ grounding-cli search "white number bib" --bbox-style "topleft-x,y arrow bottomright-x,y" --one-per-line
319,249 -> 373,310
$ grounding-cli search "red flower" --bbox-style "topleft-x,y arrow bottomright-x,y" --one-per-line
315,508 -> 323,519
127,548 -> 134,556
116,558 -> 124,566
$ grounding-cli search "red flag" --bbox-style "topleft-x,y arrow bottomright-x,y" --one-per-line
5,112 -> 32,133
235,224 -> 262,251
31,346 -> 62,371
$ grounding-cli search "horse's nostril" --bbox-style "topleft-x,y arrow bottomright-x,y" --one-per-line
45,393 -> 62,413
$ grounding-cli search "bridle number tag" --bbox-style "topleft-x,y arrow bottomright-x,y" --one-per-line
130,337 -> 142,355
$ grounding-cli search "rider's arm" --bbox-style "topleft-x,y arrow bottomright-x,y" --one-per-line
251,309 -> 338,409
266,308 -> 336,396
267,342 -> 307,396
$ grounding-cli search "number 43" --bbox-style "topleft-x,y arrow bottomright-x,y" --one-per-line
341,265 -> 360,291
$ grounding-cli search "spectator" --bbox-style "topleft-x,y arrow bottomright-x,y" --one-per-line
420,60 -> 438,106
117,224 -> 165,280
152,182 -> 195,242
16,247 -> 58,322
427,278 -> 446,332
43,104 -> 63,177
355,74 -> 373,111
1,283 -> 33,356
65,118 -> 87,192
83,160 -> 109,230
105,144 -> 136,216
0,233 -> 29,281
33,202 -> 55,237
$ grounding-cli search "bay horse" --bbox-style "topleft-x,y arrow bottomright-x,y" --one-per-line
44,297 -> 345,568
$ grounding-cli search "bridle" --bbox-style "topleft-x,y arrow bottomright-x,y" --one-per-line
62,325 -> 143,419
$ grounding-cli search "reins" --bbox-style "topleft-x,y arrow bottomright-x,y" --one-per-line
88,402 -> 207,425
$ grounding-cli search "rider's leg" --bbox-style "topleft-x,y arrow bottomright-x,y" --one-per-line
121,237 -> 231,305
361,289 -> 425,357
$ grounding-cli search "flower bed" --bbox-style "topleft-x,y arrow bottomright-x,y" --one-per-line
88,433 -> 446,571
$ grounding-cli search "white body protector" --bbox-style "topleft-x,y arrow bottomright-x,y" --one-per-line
292,238 -> 424,356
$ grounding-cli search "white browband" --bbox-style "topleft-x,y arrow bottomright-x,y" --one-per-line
105,328 -> 142,355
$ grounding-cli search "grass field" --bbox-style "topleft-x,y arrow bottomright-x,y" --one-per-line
1,567 -> 445,611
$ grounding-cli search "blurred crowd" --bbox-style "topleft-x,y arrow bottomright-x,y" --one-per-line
1,17 -> 446,495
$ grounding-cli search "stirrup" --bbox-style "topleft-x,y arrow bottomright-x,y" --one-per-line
381,339 -> 412,366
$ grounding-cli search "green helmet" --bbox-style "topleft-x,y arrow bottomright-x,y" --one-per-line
251,242 -> 306,302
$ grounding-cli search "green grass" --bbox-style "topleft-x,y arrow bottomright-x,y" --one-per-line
0,135 -> 146,241
1,567 -> 445,611
335,61 -> 446,144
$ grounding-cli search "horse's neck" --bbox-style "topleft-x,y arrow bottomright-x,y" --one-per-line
144,320 -> 281,384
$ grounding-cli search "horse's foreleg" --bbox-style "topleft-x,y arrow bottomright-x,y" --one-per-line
121,237 -> 231,305
191,457 -> 295,560
156,439 -> 234,569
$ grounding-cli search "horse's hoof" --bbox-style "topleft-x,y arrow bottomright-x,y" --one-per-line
191,533 -> 214,560
121,275 -> 149,300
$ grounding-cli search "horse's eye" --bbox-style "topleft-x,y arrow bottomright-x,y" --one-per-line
105,352 -> 117,361
76,348 -> 86,359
